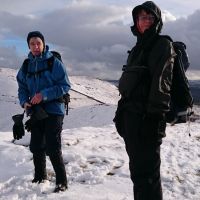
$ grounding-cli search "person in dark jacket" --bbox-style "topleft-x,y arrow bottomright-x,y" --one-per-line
114,1 -> 175,199
16,31 -> 71,192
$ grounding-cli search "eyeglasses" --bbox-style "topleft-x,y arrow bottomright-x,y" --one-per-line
138,15 -> 155,22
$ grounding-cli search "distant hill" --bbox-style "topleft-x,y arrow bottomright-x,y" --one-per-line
190,81 -> 200,105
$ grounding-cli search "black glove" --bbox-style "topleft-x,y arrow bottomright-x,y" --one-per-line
140,113 -> 166,143
12,123 -> 25,140
24,105 -> 48,132
165,110 -> 175,123
12,113 -> 25,140
24,117 -> 37,132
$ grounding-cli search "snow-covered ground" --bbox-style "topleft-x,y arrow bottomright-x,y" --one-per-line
0,67 -> 200,200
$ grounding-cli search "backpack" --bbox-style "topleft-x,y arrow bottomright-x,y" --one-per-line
163,37 -> 193,125
22,51 -> 70,115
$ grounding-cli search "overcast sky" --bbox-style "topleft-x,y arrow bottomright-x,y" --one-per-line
0,0 -> 200,79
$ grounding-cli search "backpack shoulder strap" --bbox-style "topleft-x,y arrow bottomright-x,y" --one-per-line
46,51 -> 63,72
51,51 -> 62,61
47,56 -> 55,73
21,58 -> 30,75
159,35 -> 173,42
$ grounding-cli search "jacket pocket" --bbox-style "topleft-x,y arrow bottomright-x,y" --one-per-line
118,66 -> 149,98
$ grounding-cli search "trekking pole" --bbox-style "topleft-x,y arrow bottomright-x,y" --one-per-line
186,108 -> 192,137
66,103 -> 69,115
187,116 -> 191,137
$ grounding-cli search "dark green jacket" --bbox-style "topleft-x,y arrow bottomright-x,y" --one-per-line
119,35 -> 175,115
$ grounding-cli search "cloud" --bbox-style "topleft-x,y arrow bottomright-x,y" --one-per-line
0,1 -> 199,79
0,0 -> 74,15
162,10 -> 176,22
0,2 -> 133,79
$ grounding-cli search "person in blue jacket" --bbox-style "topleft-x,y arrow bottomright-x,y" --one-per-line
16,31 -> 71,192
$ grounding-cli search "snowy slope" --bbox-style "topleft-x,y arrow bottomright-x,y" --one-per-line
0,67 -> 200,200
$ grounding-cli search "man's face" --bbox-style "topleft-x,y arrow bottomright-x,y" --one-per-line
137,10 -> 155,34
29,37 -> 44,56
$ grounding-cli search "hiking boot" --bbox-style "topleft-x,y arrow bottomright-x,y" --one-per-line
32,177 -> 47,184
54,183 -> 68,193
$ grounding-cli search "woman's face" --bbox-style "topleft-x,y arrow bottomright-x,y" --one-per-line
29,37 -> 44,56
137,10 -> 155,34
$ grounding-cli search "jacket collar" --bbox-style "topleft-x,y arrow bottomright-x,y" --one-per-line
28,45 -> 52,61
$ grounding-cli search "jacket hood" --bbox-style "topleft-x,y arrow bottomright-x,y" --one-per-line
131,1 -> 163,36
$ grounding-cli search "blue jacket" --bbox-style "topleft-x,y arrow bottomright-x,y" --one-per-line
17,46 -> 71,115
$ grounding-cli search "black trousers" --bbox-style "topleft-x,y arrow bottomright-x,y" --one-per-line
29,114 -> 67,186
30,114 -> 64,155
122,111 -> 166,200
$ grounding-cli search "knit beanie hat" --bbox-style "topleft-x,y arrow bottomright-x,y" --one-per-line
27,31 -> 45,46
